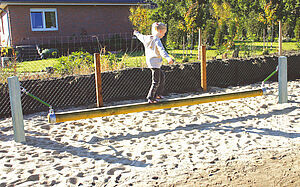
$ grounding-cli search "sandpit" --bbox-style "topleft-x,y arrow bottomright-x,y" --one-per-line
0,80 -> 299,186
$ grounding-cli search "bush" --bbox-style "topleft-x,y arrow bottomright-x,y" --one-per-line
54,51 -> 93,75
41,48 -> 58,59
1,47 -> 13,57
262,49 -> 270,55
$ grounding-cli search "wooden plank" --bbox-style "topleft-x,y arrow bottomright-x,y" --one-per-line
48,89 -> 265,123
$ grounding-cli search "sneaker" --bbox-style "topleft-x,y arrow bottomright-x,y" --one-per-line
148,99 -> 158,104
156,95 -> 164,99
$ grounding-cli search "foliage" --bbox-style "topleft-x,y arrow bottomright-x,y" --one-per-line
54,51 -> 93,76
214,23 -> 227,47
129,6 -> 153,34
296,18 -> 300,50
1,46 -> 13,57
211,1 -> 232,26
243,11 -> 262,41
167,18 -> 184,49
294,18 -> 300,41
177,1 -> 198,34
41,48 -> 58,59
100,51 -> 128,71
258,0 -> 277,26
203,20 -> 216,46
262,48 -> 270,55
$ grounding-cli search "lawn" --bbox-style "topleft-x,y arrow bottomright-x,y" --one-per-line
1,41 -> 299,73
1,58 -> 59,72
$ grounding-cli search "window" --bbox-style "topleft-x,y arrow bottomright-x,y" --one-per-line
30,9 -> 58,31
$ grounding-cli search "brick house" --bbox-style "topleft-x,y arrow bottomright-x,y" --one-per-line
0,0 -> 145,49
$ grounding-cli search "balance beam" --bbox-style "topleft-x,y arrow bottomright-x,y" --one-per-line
48,88 -> 266,124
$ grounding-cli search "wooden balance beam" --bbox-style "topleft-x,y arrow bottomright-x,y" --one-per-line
48,88 -> 266,124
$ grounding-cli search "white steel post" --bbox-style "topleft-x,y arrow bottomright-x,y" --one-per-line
278,56 -> 288,103
8,76 -> 26,143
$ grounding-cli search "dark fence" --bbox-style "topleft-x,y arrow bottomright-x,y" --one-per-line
15,33 -> 143,61
0,53 -> 299,118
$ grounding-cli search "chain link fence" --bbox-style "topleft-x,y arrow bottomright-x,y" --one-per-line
0,32 -> 299,118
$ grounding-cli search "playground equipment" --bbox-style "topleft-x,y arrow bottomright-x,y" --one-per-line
48,88 -> 266,124
7,52 -> 288,142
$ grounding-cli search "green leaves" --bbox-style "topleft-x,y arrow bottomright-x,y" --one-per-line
129,6 -> 153,34
54,51 -> 93,76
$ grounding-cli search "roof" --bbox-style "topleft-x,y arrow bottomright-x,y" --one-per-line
0,0 -> 147,5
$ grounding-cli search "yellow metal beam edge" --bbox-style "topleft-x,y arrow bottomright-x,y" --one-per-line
48,88 -> 266,124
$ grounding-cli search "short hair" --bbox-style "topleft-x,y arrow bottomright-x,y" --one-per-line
152,22 -> 167,36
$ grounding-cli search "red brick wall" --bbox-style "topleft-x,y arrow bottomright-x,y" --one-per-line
8,5 -> 134,46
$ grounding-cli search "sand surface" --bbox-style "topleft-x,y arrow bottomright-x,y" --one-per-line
0,80 -> 299,186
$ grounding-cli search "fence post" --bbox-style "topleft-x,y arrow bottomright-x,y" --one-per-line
201,45 -> 207,92
278,56 -> 288,103
278,21 -> 282,56
198,28 -> 202,60
8,76 -> 26,143
94,53 -> 103,107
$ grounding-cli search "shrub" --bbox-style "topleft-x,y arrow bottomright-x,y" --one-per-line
1,46 -> 13,57
262,49 -> 270,55
54,51 -> 93,75
100,51 -> 128,71
41,48 -> 59,59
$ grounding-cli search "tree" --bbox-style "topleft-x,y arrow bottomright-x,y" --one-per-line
129,6 -> 153,34
203,19 -> 217,46
258,0 -> 277,49
295,18 -> 300,42
211,1 -> 232,47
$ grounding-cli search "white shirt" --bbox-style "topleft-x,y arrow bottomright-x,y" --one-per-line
134,32 -> 172,68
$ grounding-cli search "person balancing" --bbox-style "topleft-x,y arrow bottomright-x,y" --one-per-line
134,22 -> 174,104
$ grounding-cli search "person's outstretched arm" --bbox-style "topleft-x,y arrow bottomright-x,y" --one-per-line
133,30 -> 147,45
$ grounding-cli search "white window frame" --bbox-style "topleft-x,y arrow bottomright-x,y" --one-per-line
30,8 -> 58,31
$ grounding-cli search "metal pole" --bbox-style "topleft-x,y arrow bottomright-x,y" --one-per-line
48,88 -> 266,123
8,76 -> 26,143
278,56 -> 288,103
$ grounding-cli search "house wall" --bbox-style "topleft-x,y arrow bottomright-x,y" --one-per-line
8,5 -> 134,46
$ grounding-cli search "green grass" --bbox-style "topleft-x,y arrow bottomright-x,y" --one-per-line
2,58 -> 59,72
2,41 -> 299,73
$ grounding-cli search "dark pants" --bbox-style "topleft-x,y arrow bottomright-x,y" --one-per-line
147,68 -> 165,100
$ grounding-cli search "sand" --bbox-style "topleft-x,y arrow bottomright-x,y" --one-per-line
0,80 -> 299,186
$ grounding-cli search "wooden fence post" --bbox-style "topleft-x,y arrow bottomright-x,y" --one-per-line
94,53 -> 103,107
198,28 -> 202,60
8,76 -> 26,143
279,21 -> 282,56
201,45 -> 207,92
